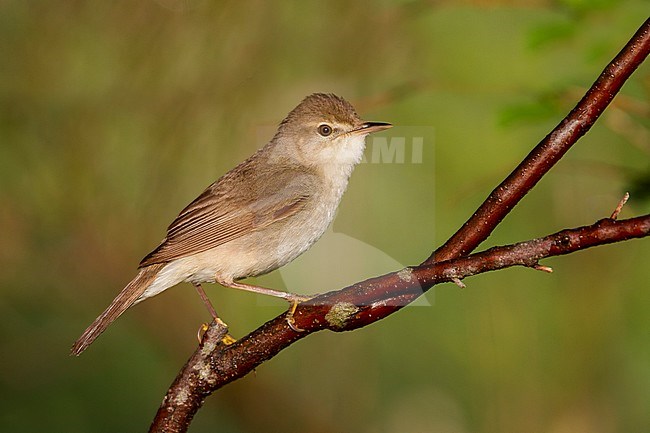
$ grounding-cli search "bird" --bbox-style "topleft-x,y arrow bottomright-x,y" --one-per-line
71,93 -> 392,355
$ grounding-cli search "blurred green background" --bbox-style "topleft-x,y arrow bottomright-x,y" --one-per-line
1,1 -> 649,432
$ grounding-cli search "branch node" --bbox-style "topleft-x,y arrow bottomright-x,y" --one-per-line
610,192 -> 630,220
397,267 -> 415,282
325,302 -> 359,329
451,277 -> 466,289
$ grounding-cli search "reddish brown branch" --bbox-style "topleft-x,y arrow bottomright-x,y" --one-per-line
429,17 -> 650,263
151,215 -> 650,431
149,18 -> 650,433
150,324 -> 229,433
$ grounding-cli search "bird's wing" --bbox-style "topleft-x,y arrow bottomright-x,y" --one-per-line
139,166 -> 316,267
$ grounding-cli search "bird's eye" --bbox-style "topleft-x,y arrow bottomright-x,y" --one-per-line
317,124 -> 333,137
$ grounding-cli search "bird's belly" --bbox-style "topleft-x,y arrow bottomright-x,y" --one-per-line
144,187 -> 341,298
176,204 -> 333,285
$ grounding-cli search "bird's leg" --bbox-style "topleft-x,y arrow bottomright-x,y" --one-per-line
216,279 -> 312,331
192,283 -> 235,344
193,282 -> 219,319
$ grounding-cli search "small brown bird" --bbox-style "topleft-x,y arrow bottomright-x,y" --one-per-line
71,93 -> 391,355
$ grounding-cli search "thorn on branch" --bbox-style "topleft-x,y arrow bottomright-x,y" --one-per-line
533,264 -> 554,274
610,192 -> 630,220
451,277 -> 466,288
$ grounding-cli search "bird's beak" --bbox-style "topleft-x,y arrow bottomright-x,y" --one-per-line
351,121 -> 393,135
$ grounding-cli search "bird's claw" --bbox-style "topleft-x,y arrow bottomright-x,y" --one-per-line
285,294 -> 312,332
197,322 -> 210,343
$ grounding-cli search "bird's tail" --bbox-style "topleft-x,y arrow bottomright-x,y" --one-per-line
70,263 -> 166,356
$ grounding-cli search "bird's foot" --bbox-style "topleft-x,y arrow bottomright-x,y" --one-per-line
196,320 -> 236,345
221,333 -> 237,345
284,294 -> 313,332
197,322 -> 210,343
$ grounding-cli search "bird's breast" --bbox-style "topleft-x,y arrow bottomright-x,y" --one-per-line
170,165 -> 355,285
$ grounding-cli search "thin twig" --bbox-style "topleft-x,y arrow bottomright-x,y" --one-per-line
611,192 -> 630,219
